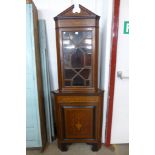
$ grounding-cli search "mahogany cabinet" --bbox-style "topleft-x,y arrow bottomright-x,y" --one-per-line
52,4 -> 104,151
52,90 -> 103,151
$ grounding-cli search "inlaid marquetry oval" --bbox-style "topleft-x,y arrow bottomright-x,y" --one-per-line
57,96 -> 99,103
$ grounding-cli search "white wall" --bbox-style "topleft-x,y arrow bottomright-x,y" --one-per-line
33,0 -> 113,143
110,0 -> 129,143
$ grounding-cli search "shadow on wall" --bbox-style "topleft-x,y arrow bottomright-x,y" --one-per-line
44,20 -> 57,142
44,24 -> 55,91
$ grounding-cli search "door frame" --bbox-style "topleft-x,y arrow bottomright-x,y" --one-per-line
105,0 -> 121,146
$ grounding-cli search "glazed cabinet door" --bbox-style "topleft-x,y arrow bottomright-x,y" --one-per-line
57,27 -> 98,92
61,30 -> 94,88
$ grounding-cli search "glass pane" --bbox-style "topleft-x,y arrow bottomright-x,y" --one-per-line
64,69 -> 76,79
63,32 -> 70,39
85,53 -> 91,66
62,31 -> 93,87
71,49 -> 84,68
80,69 -> 91,79
72,75 -> 84,86
69,32 -> 84,45
63,49 -> 72,68
64,80 -> 71,86
75,69 -> 81,72
83,31 -> 92,39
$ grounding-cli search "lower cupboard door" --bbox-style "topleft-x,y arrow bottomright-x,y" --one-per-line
61,105 -> 96,139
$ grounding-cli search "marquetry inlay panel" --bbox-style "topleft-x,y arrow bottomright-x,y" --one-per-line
62,106 -> 96,139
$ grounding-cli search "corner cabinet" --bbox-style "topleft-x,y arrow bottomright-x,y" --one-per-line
52,5 -> 104,151
26,0 -> 46,149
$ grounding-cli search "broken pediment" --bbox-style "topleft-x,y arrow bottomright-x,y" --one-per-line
54,4 -> 100,20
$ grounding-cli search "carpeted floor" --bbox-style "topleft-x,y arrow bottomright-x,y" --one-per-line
26,141 -> 129,155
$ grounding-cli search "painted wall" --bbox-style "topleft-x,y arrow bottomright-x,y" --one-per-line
33,0 -> 113,143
